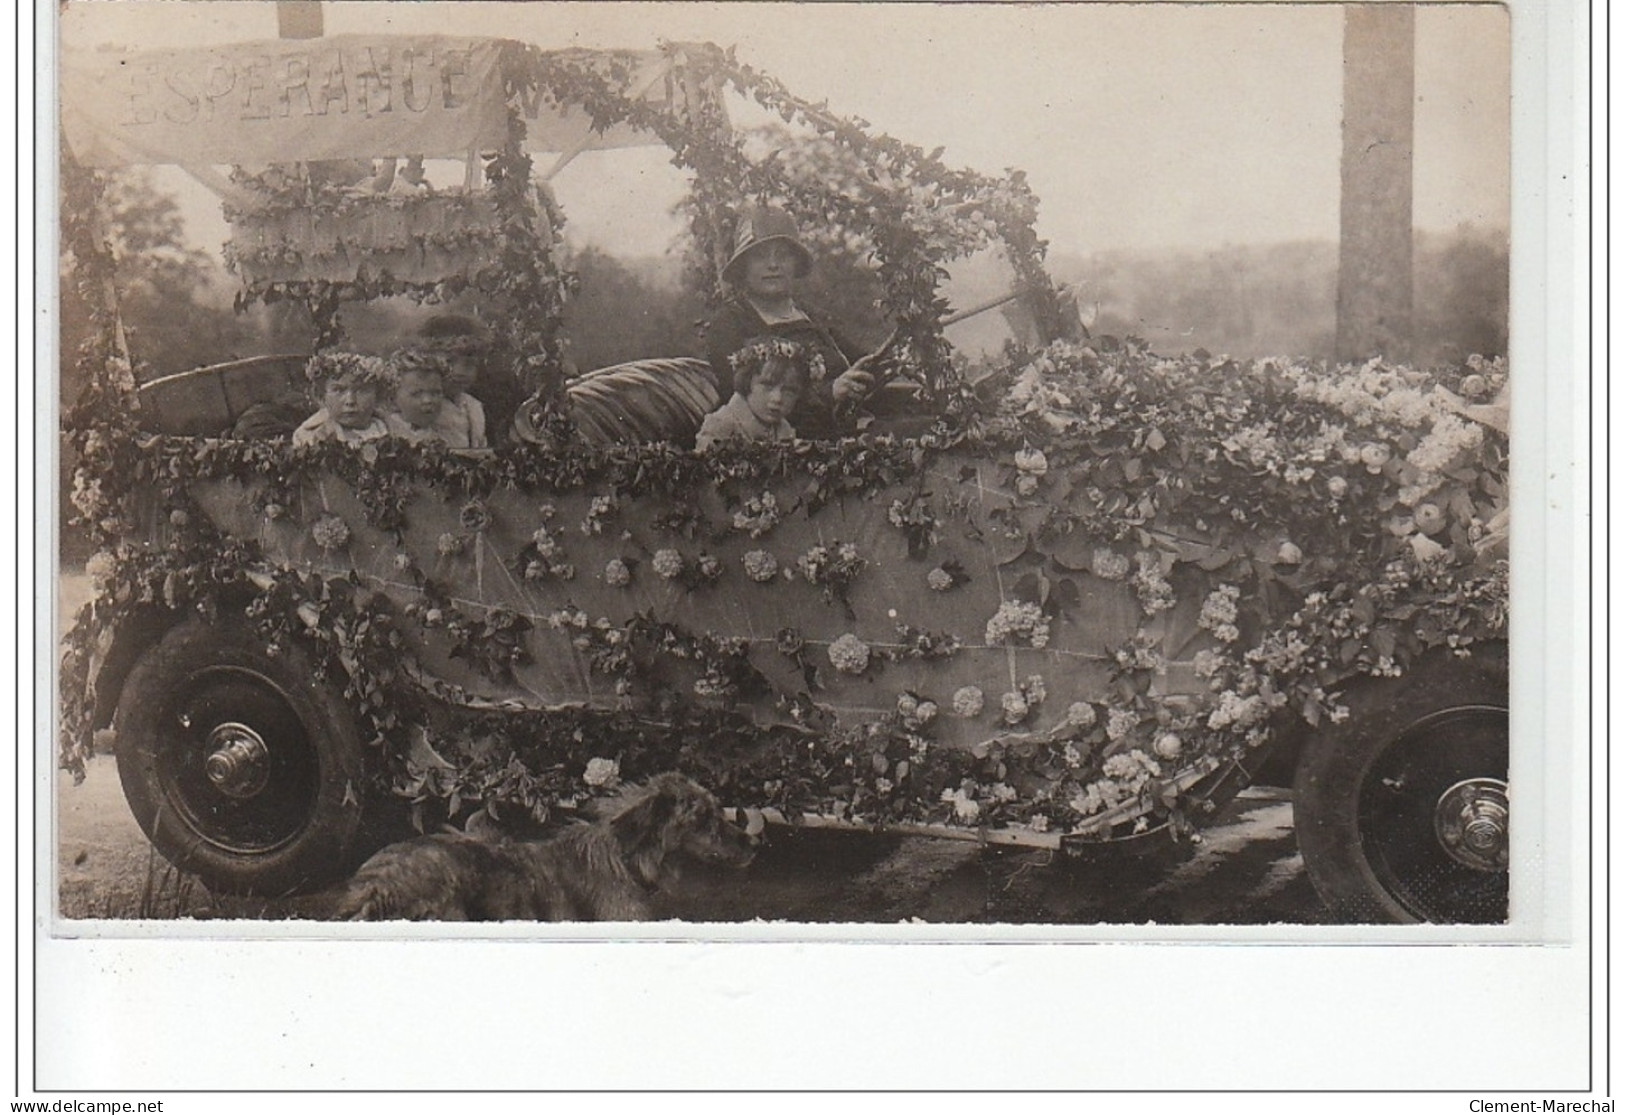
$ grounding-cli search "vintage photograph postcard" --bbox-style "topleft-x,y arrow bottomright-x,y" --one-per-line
51,0 -> 1527,936
32,0 -> 1602,1098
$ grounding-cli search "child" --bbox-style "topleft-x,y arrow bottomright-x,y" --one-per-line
291,352 -> 392,447
418,317 -> 492,448
384,349 -> 474,447
696,336 -> 818,451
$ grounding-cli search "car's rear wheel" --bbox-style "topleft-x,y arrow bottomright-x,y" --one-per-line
1293,646 -> 1509,924
114,617 -> 368,896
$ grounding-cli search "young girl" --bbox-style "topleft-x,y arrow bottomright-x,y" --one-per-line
291,352 -> 392,447
384,349 -> 466,446
696,337 -> 818,451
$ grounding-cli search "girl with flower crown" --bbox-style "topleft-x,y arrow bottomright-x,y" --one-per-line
696,336 -> 818,450
291,352 -> 392,447
702,205 -> 880,440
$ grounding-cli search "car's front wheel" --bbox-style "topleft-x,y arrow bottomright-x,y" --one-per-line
113,617 -> 369,896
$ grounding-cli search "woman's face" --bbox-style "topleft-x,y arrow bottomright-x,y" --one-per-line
740,241 -> 801,302
395,369 -> 446,428
320,374 -> 380,430
743,368 -> 801,427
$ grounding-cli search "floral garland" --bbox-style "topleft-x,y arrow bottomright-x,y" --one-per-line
60,343 -> 1508,843
500,41 -> 1065,403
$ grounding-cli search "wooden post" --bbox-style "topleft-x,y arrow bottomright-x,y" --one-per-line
276,1 -> 323,40
1335,4 -> 1415,364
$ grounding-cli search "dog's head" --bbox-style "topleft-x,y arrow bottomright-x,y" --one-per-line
610,772 -> 756,886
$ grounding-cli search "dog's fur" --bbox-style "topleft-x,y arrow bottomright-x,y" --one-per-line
332,773 -> 754,921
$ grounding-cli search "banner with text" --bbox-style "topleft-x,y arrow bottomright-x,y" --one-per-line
62,36 -> 682,168
62,35 -> 510,167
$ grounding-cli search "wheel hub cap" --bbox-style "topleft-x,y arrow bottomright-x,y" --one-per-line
203,723 -> 271,799
1433,778 -> 1509,872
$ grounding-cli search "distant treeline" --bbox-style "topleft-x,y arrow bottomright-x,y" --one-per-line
1057,226 -> 1508,365
60,173 -> 1506,400
556,226 -> 1509,373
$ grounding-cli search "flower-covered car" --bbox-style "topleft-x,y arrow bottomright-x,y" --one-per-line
59,34 -> 1509,924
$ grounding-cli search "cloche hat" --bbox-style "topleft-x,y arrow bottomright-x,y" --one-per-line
721,205 -> 814,284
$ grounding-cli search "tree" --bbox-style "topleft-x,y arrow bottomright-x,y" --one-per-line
59,169 -> 303,406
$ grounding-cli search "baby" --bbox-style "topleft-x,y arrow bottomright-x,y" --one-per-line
696,336 -> 818,451
291,352 -> 392,447
385,349 -> 466,447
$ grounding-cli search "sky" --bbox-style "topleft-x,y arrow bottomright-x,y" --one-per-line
58,1 -> 1511,261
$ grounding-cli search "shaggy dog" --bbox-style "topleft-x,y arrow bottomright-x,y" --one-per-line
333,773 -> 755,921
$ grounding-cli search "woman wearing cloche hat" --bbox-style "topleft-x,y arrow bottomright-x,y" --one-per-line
702,204 -> 877,439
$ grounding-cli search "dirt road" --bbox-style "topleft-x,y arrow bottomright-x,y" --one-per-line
56,757 -> 1327,925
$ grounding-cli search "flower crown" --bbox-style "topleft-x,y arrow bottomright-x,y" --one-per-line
727,337 -> 827,384
388,347 -> 451,380
419,333 -> 488,358
305,351 -> 393,387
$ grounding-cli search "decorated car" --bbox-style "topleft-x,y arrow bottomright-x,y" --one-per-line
58,33 -> 1510,924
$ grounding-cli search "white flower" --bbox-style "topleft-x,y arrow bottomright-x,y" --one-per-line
914,700 -> 938,726
952,686 -> 985,718
1014,447 -> 1049,475
1327,475 -> 1349,499
311,515 -> 352,551
85,551 -> 117,589
1103,749 -> 1161,780
1192,649 -> 1225,678
1001,690 -> 1030,725
1153,733 -> 1184,761
1091,548 -> 1131,581
985,600 -> 1050,648
1276,541 -> 1303,565
1198,585 -> 1240,636
583,757 -> 620,788
1410,534 -> 1448,563
1106,707 -> 1139,742
1016,474 -> 1040,497
1070,784 -> 1106,816
1130,551 -> 1175,615
828,634 -> 871,675
732,492 -> 781,537
926,567 -> 955,592
742,550 -> 779,582
1028,814 -> 1050,833
941,787 -> 981,823
652,548 -> 684,579
603,558 -> 631,587
1065,701 -> 1097,729
531,528 -> 560,559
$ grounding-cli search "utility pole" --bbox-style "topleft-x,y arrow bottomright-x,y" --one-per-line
1335,4 -> 1415,364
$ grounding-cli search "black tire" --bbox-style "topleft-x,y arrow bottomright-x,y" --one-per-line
113,617 -> 369,896
1293,644 -> 1509,924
